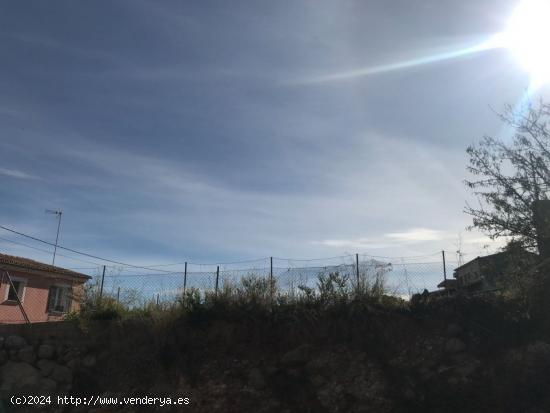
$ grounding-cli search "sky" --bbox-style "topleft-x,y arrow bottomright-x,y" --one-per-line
1,0 -> 549,274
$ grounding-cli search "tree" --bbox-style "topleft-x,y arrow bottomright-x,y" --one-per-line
465,99 -> 550,253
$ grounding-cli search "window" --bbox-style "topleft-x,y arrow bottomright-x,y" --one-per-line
47,285 -> 72,313
5,278 -> 26,302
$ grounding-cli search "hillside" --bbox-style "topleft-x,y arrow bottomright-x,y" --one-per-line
2,293 -> 550,412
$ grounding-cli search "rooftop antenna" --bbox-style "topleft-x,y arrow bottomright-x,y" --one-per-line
45,209 -> 63,266
455,233 -> 465,267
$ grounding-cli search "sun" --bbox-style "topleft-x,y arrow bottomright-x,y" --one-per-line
500,0 -> 550,86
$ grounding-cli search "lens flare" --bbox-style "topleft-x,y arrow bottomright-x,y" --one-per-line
291,0 -> 550,88
497,0 -> 550,86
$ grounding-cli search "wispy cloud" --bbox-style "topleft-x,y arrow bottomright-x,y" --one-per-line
313,238 -> 394,250
313,228 -> 449,253
8,32 -> 119,64
385,228 -> 445,242
0,0 -> 522,270
0,167 -> 38,180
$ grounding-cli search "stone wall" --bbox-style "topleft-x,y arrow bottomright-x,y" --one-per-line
0,320 -> 82,341
0,326 -> 96,398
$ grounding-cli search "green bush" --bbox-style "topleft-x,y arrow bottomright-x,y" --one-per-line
317,272 -> 349,303
178,287 -> 202,310
67,268 -> 401,328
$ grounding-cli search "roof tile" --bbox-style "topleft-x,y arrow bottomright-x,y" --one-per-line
0,252 -> 92,279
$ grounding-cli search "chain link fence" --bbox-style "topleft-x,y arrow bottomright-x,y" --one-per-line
82,254 -> 460,306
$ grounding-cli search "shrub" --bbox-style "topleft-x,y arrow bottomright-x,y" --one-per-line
80,296 -> 125,320
317,272 -> 350,303
354,261 -> 391,299
238,274 -> 275,305
178,287 -> 202,310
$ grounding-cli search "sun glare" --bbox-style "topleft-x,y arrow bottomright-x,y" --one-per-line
501,0 -> 550,86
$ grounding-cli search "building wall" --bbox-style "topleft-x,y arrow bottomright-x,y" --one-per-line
455,259 -> 482,288
0,270 -> 84,324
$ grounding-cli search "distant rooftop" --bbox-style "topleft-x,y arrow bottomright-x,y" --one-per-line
453,249 -> 539,273
437,279 -> 458,289
0,252 -> 92,280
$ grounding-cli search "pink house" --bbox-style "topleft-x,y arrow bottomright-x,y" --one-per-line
0,253 -> 91,324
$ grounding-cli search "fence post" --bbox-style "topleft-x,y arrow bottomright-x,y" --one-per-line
270,257 -> 273,302
215,265 -> 220,296
442,250 -> 447,281
156,293 -> 159,307
116,287 -> 120,303
183,262 -> 187,295
99,265 -> 106,300
356,253 -> 360,289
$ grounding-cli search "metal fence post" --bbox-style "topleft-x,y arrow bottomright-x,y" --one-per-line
99,265 -> 106,300
116,287 -> 120,303
215,265 -> 220,296
183,262 -> 187,294
270,257 -> 273,302
356,253 -> 360,288
442,250 -> 447,281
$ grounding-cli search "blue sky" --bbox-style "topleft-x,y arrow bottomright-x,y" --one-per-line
0,0 -> 549,271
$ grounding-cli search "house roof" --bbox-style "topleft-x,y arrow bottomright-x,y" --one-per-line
437,279 -> 458,289
453,252 -> 502,273
0,252 -> 92,280
453,249 -> 538,274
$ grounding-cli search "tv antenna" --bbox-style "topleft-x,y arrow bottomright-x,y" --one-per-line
45,209 -> 63,265
455,233 -> 464,267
